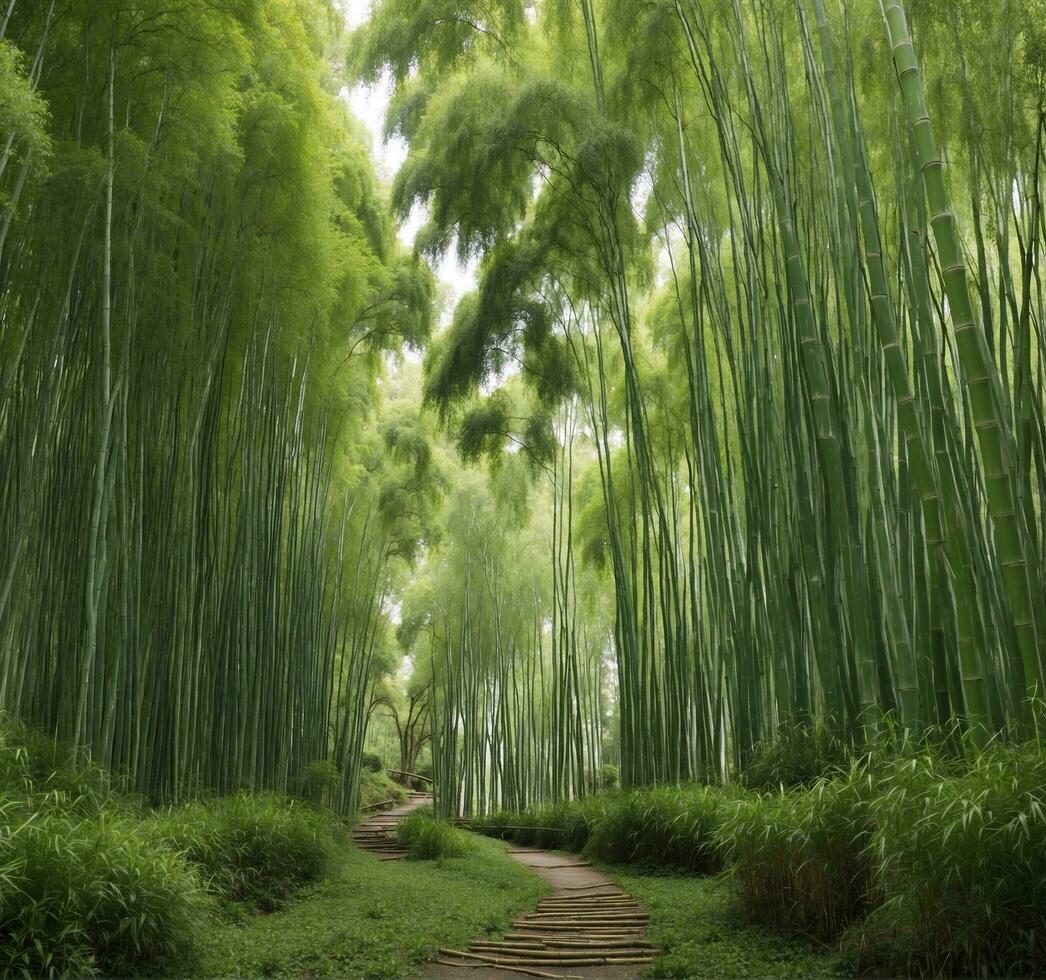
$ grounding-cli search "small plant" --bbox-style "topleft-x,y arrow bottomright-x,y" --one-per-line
396,807 -> 474,859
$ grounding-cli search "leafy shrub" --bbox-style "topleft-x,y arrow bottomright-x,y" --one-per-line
360,752 -> 383,773
397,807 -> 474,859
0,723 -> 118,814
0,806 -> 207,976
741,721 -> 848,790
596,762 -> 619,790
845,744 -> 1046,976
299,759 -> 341,806
584,785 -> 729,873
717,773 -> 873,942
147,794 -> 336,909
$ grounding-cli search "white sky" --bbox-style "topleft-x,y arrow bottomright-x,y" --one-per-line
338,0 -> 478,318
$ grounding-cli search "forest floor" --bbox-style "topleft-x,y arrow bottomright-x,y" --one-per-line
197,811 -> 548,978
200,809 -> 842,979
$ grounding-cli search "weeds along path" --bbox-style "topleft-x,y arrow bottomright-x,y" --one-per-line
352,791 -> 432,860
424,847 -> 656,979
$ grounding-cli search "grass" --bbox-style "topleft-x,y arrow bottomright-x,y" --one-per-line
715,774 -> 873,942
198,834 -> 549,978
397,806 -> 475,859
610,866 -> 845,979
0,807 -> 210,977
358,768 -> 408,810
145,794 -> 338,910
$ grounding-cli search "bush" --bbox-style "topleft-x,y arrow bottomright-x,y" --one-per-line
741,722 -> 848,790
0,806 -> 207,976
596,762 -> 619,790
299,759 -> 340,807
147,793 -> 336,909
717,773 -> 873,942
360,752 -> 383,773
845,744 -> 1046,976
397,807 -> 474,860
0,723 -> 118,814
584,785 -> 729,873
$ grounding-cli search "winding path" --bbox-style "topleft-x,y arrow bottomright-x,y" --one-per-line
422,847 -> 656,980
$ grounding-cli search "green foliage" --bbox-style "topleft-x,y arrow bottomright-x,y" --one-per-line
358,768 -> 408,810
0,41 -> 50,167
199,832 -> 548,978
146,795 -> 337,910
740,722 -> 849,790
716,776 -> 874,943
396,807 -> 475,859
0,807 -> 208,977
360,752 -> 383,773
844,744 -> 1046,976
299,761 -> 341,809
615,870 -> 845,979
0,723 -> 118,814
475,786 -> 732,873
586,785 -> 731,873
596,762 -> 619,790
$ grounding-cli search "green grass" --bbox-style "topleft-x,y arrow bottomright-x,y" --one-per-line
358,769 -> 408,810
397,806 -> 475,859
610,867 -> 846,979
145,794 -> 338,910
198,834 -> 549,978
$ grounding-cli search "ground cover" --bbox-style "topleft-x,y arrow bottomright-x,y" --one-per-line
610,867 -> 844,979
198,834 -> 549,978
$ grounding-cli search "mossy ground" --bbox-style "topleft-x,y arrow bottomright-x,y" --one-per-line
610,866 -> 846,979
199,835 -> 549,978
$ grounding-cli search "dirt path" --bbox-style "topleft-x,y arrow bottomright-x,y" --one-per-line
420,846 -> 654,980
352,791 -> 432,860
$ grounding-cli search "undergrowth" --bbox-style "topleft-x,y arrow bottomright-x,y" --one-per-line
475,735 -> 1046,976
145,794 -> 337,909
397,806 -> 474,859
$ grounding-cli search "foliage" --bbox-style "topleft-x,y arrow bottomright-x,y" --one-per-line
199,833 -> 549,978
298,761 -> 341,809
475,786 -> 732,873
360,752 -> 383,773
0,806 -> 208,977
614,869 -> 845,979
741,723 -> 850,790
146,795 -> 337,910
358,768 -> 408,810
843,744 -> 1046,976
716,776 -> 874,943
596,762 -> 619,790
396,807 -> 475,859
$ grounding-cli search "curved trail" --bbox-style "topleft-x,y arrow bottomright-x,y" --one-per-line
421,847 -> 655,980
352,791 -> 432,860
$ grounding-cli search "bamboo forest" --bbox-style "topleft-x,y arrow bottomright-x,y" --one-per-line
1,0 -> 1044,976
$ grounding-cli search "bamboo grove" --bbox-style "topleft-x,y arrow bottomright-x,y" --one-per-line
0,0 -> 438,811
2,0 -> 1045,822
354,0 -> 1046,808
